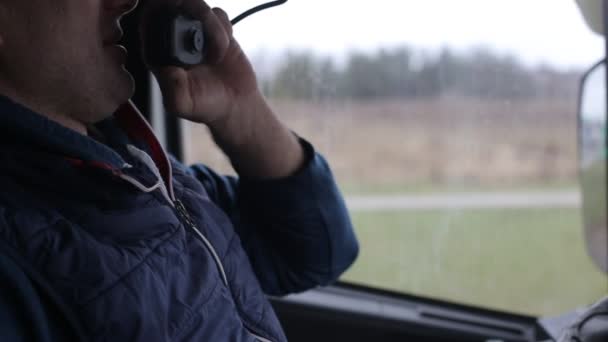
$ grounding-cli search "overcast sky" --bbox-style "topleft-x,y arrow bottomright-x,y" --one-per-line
215,0 -> 604,70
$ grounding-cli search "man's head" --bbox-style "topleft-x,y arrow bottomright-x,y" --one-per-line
0,0 -> 139,132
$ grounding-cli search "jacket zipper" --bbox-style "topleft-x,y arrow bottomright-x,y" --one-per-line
174,199 -> 229,286
173,199 -> 275,342
119,145 -> 277,341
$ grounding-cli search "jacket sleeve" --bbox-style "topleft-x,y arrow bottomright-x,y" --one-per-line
185,138 -> 359,296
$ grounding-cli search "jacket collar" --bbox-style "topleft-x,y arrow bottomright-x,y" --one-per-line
0,95 -> 174,198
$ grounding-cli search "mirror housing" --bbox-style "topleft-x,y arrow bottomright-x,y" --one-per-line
576,0 -> 605,36
578,59 -> 608,274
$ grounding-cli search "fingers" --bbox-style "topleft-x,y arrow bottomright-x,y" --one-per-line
212,7 -> 233,37
201,8 -> 230,64
196,8 -> 231,65
177,0 -> 231,64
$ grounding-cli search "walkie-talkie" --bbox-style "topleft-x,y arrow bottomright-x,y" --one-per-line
145,8 -> 205,68
144,1 -> 288,69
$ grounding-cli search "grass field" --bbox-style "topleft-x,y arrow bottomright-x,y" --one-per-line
341,207 -> 607,317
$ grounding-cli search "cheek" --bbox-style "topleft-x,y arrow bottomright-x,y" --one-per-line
52,25 -> 104,79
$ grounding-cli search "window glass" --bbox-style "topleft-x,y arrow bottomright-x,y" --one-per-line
183,0 -> 608,316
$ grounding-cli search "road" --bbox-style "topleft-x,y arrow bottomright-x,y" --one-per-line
345,191 -> 581,211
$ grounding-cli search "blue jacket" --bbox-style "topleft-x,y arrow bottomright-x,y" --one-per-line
0,96 -> 359,341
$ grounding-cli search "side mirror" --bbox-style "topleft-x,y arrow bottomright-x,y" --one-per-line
579,59 -> 608,274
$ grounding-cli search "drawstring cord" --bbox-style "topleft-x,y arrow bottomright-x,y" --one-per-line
118,173 -> 164,193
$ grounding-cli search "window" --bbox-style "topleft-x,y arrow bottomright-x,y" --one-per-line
183,0 -> 607,316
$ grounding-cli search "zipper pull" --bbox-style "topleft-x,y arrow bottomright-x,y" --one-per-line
175,200 -> 196,228
174,199 -> 229,287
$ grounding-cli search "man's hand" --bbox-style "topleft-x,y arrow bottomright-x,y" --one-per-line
140,0 -> 305,180
141,0 -> 258,126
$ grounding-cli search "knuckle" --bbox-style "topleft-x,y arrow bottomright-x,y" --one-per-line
212,7 -> 229,21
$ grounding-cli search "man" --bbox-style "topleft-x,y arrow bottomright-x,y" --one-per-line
0,0 -> 359,341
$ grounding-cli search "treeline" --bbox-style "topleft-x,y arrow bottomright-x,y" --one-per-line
257,47 -> 581,101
